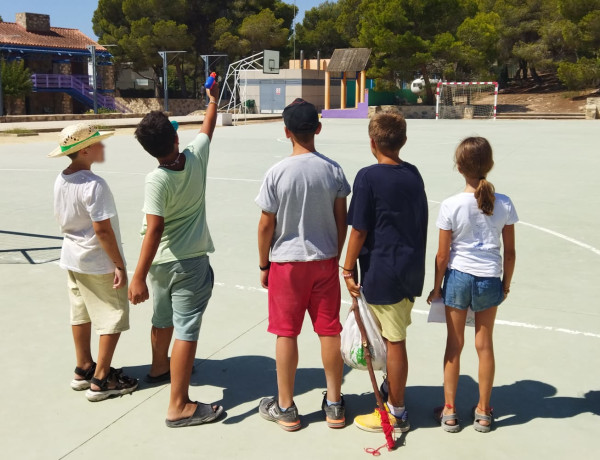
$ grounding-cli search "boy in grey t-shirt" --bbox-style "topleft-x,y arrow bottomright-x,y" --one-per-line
256,99 -> 351,431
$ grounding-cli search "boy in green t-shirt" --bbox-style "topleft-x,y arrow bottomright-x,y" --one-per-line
129,84 -> 223,428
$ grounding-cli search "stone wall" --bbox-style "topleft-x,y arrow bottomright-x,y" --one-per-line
15,13 -> 51,32
4,97 -> 26,116
115,97 -> 205,116
585,97 -> 599,120
368,105 -> 436,119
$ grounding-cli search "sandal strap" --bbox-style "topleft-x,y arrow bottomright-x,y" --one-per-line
194,401 -> 219,417
474,407 -> 494,423
434,406 -> 459,425
89,368 -> 136,391
90,375 -> 109,390
74,362 -> 96,380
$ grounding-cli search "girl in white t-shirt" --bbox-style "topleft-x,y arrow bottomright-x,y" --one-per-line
427,137 -> 518,433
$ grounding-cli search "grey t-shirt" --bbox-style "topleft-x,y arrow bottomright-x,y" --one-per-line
255,152 -> 351,262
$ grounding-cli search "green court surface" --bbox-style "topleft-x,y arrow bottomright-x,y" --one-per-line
0,119 -> 598,459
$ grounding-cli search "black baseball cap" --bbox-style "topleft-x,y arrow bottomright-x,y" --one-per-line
283,98 -> 319,133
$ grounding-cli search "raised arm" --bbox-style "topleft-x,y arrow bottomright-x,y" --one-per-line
334,197 -> 348,260
93,219 -> 126,289
201,83 -> 219,141
128,214 -> 164,305
428,229 -> 452,304
258,211 -> 276,289
501,224 -> 516,299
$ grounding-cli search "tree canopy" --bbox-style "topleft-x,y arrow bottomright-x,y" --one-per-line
296,0 -> 600,94
93,0 -> 600,96
93,0 -> 294,96
1,60 -> 33,114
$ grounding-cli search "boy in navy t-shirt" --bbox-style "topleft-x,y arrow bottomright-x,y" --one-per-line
342,112 -> 428,433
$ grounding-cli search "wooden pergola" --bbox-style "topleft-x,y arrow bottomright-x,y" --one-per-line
324,48 -> 371,110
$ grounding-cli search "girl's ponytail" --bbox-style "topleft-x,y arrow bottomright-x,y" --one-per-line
455,137 -> 496,216
475,177 -> 495,216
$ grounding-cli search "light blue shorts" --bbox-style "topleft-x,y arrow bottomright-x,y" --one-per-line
149,255 -> 214,341
442,268 -> 503,313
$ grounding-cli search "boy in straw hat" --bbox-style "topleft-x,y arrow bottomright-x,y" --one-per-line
50,123 -> 138,402
128,83 -> 223,427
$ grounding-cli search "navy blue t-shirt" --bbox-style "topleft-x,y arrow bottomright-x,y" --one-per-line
347,162 -> 428,305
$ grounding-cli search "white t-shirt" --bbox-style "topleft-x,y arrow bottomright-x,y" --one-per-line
54,170 -> 124,275
436,192 -> 518,278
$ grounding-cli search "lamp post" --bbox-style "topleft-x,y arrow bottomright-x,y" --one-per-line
87,45 -> 98,114
158,51 -> 186,113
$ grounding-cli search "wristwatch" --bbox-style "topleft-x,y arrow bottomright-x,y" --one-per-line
259,262 -> 271,271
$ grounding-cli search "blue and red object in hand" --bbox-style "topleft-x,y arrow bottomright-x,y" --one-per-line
205,72 -> 217,89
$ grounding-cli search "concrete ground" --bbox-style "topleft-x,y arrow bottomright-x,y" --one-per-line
0,119 -> 598,459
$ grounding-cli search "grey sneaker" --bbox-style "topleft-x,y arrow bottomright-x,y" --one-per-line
258,397 -> 301,431
394,408 -> 411,433
321,392 -> 346,428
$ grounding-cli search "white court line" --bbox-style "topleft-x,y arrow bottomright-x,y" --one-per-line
427,198 -> 600,258
518,221 -> 600,257
217,283 -> 600,339
4,167 -> 599,257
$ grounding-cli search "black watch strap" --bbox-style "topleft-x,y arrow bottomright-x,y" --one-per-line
259,262 -> 271,271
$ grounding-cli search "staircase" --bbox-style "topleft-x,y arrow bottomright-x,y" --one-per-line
31,74 -> 130,113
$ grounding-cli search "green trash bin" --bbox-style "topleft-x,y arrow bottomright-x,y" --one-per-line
245,99 -> 256,113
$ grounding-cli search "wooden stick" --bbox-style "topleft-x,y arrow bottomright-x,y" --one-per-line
352,297 -> 386,411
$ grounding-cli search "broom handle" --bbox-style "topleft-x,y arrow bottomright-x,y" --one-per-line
352,296 -> 386,411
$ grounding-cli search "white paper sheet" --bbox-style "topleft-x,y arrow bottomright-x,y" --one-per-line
427,298 -> 476,327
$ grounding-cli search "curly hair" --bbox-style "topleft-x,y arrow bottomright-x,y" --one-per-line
134,111 -> 177,158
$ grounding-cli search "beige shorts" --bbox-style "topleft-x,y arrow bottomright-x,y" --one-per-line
369,298 -> 414,342
68,270 -> 129,335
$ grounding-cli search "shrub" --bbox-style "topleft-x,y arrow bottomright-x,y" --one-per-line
557,58 -> 600,90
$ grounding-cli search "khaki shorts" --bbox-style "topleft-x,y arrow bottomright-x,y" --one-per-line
369,298 -> 414,342
68,270 -> 129,335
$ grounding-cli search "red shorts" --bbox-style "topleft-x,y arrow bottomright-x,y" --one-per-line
267,258 -> 342,337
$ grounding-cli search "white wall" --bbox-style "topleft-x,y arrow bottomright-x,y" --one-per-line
239,69 -> 341,113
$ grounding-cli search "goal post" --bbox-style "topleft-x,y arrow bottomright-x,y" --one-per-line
436,82 -> 498,120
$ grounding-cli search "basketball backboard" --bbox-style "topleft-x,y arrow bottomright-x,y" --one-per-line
263,50 -> 280,74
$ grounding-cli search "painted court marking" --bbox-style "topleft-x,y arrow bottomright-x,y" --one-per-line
210,281 -> 600,339
3,167 -> 599,257
428,198 -> 600,258
4,168 -> 600,338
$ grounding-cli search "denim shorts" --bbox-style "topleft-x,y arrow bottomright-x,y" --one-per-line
442,268 -> 503,312
149,255 -> 214,341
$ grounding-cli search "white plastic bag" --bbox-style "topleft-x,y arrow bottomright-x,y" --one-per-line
428,298 -> 476,327
340,292 -> 387,371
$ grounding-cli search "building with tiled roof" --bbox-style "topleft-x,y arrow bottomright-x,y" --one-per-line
0,13 -> 125,115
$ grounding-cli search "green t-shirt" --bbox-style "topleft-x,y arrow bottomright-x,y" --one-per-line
141,133 -> 214,265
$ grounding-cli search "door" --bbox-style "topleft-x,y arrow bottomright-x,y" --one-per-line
260,81 -> 286,113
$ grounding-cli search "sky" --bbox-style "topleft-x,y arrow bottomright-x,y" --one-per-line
0,0 -> 324,39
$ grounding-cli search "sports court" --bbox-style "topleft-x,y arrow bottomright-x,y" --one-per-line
0,118 -> 598,459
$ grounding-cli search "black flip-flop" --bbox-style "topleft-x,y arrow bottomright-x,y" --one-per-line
144,371 -> 170,384
165,402 -> 224,428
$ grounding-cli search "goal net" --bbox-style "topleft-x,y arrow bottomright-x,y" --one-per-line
436,82 -> 498,120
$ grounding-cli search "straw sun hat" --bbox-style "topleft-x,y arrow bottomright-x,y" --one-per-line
48,123 -> 114,158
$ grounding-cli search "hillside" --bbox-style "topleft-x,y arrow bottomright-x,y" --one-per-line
498,74 -> 598,114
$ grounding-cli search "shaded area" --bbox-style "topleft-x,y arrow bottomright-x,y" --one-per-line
405,376 -> 599,431
124,356 -> 599,432
0,230 -> 62,264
